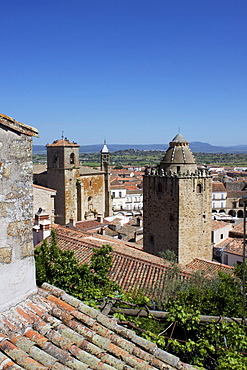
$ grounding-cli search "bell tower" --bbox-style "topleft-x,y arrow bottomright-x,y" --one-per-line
143,134 -> 212,265
100,140 -> 112,217
46,138 -> 80,225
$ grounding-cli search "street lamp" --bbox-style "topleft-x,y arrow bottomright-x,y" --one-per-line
242,195 -> 247,322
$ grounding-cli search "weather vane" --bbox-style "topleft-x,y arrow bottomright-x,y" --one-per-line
61,131 -> 64,140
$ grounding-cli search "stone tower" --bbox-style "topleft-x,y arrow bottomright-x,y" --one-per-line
100,140 -> 112,217
143,134 -> 212,265
46,138 -> 80,225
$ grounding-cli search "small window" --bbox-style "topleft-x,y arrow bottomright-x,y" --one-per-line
157,182 -> 163,193
70,153 -> 75,164
213,194 -> 216,199
112,192 -> 115,198
169,214 -> 174,222
149,235 -> 154,243
54,154 -> 58,164
221,194 -> 224,199
196,184 -> 202,193
119,192 -> 122,198
88,196 -> 92,202
220,234 -> 224,239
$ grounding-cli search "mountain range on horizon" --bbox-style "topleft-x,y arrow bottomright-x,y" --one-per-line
33,141 -> 247,154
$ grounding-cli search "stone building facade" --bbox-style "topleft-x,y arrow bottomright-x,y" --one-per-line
0,114 -> 38,311
143,134 -> 212,265
34,138 -> 112,225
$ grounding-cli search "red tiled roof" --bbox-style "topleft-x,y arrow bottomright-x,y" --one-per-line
75,219 -> 109,231
229,220 -> 247,238
211,220 -> 232,231
219,237 -> 244,256
40,226 -> 234,300
185,258 -> 234,275
212,182 -> 226,192
42,226 -> 190,298
227,190 -> 247,198
0,283 -> 190,370
0,113 -> 39,137
46,139 -> 80,147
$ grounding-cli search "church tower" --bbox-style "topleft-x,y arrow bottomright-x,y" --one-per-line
143,134 -> 212,265
46,138 -> 80,225
100,140 -> 112,217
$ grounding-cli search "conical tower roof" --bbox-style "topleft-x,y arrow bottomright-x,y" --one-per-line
160,133 -> 197,173
101,140 -> 110,153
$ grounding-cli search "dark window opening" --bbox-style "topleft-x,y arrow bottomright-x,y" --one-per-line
70,153 -> 75,164
169,214 -> 174,222
149,235 -> 154,243
157,182 -> 163,193
196,183 -> 202,193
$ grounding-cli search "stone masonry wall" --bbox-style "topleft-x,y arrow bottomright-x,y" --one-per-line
143,172 -> 212,265
81,174 -> 105,219
178,176 -> 212,264
0,124 -> 37,311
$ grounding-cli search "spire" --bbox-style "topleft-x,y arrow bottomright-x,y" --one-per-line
101,139 -> 110,153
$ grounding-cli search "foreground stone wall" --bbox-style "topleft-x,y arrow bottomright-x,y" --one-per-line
0,118 -> 38,311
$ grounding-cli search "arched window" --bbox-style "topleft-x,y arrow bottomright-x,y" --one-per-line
70,153 -> 75,164
196,183 -> 202,193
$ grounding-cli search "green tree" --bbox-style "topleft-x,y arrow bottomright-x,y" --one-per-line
35,230 -> 120,301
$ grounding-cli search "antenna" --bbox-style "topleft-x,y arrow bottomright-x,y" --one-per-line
61,131 -> 64,140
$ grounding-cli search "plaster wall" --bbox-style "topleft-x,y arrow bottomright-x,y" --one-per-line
212,223 -> 232,244
33,185 -> 55,221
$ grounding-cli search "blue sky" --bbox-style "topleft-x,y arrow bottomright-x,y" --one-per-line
1,0 -> 247,146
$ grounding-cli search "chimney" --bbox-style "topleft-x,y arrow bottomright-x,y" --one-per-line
137,217 -> 143,227
97,214 -> 104,223
99,227 -> 106,235
68,218 -> 76,227
33,208 -> 51,246
0,114 -> 38,312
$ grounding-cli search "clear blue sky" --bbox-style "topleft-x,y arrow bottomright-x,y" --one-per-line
1,0 -> 247,146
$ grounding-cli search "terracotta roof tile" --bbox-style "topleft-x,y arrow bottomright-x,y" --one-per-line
0,114 -> 39,137
0,284 -> 196,369
211,220 -> 231,231
212,182 -> 226,192
185,258 -> 233,275
75,220 -> 109,231
46,139 -> 80,147
38,226 -> 230,300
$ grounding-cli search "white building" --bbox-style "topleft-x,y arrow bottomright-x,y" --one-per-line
212,181 -> 227,213
111,185 -> 143,215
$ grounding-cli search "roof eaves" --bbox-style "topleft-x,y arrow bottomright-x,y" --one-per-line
0,114 -> 39,137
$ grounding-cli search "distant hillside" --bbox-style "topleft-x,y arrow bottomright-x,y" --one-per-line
33,142 -> 247,154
